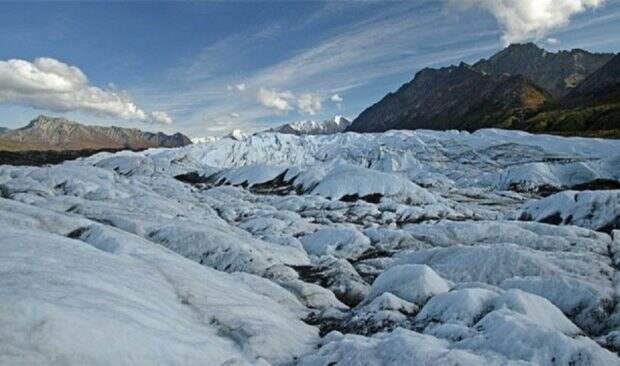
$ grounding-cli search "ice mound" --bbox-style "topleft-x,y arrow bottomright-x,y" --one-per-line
416,288 -> 499,327
518,190 -> 620,232
365,264 -> 451,305
300,227 -> 372,260
309,165 -> 437,204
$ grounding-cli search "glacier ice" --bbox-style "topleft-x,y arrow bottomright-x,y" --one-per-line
1,128 -> 620,365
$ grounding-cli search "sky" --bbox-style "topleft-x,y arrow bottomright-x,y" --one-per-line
0,0 -> 619,137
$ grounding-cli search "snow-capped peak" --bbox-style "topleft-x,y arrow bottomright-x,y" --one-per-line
333,115 -> 346,125
225,129 -> 249,141
267,115 -> 352,135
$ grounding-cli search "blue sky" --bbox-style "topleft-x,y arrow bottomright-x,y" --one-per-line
0,0 -> 619,137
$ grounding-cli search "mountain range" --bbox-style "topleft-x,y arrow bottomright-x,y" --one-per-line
1,43 -> 618,156
268,116 -> 352,135
0,115 -> 191,152
347,43 -> 619,137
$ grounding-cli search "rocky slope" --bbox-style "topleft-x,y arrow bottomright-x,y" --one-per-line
0,115 -> 191,151
346,63 -> 551,133
563,53 -> 620,107
521,54 -> 620,137
473,43 -> 614,98
347,44 -> 618,137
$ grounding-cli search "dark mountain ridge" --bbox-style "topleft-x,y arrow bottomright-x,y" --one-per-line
562,53 -> 620,107
473,43 -> 614,98
348,62 -> 552,133
347,43 -> 619,137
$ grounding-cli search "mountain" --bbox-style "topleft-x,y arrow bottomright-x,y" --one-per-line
347,44 -> 618,137
518,54 -> 620,138
0,115 -> 192,152
472,43 -> 614,98
562,53 -> 620,106
269,116 -> 352,135
347,63 -> 551,133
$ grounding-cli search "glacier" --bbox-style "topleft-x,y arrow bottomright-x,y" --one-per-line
1,128 -> 620,365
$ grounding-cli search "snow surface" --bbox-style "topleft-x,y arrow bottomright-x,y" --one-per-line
2,128 -> 620,365
0,214 -> 317,365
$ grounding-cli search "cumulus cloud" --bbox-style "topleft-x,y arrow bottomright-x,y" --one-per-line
257,88 -> 293,111
330,94 -> 343,103
229,112 -> 240,118
296,93 -> 322,115
150,111 -> 173,125
453,0 -> 605,44
0,57 -> 171,124
257,88 -> 322,115
545,37 -> 560,45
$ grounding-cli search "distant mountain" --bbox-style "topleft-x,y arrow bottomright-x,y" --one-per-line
0,115 -> 192,152
347,44 -> 619,137
472,43 -> 614,98
347,63 -> 551,133
269,116 -> 352,135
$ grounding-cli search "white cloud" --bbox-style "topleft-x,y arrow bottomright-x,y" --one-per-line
453,0 -> 605,44
257,88 -> 322,115
546,37 -> 560,45
229,112 -> 240,118
150,111 -> 173,124
227,83 -> 246,92
0,57 -> 170,123
330,94 -> 343,103
257,88 -> 293,111
297,93 -> 322,115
